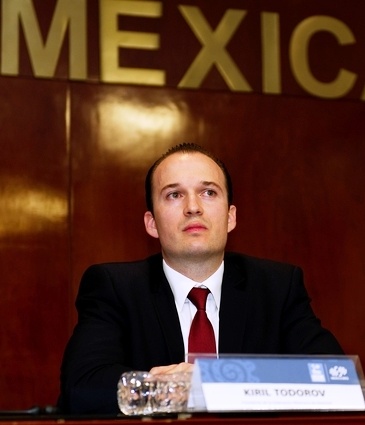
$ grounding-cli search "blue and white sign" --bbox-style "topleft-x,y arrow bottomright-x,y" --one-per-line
188,356 -> 365,411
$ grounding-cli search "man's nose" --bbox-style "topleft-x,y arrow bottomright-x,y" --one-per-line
183,194 -> 203,215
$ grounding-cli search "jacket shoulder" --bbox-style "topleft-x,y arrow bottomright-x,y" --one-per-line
86,253 -> 162,274
79,253 -> 163,291
225,251 -> 298,271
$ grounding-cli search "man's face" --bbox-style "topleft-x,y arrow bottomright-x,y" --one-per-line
144,152 -> 236,265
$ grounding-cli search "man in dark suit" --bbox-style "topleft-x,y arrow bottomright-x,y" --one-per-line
59,143 -> 343,414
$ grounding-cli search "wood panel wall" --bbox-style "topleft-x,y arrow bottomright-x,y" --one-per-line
0,0 -> 364,410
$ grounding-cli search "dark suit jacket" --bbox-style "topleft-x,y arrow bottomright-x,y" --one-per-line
58,252 -> 343,414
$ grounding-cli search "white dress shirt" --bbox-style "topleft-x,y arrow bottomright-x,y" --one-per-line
163,259 -> 224,360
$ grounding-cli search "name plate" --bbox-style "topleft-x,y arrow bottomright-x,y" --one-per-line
189,355 -> 365,412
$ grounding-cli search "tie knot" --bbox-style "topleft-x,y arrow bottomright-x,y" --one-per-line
188,287 -> 210,310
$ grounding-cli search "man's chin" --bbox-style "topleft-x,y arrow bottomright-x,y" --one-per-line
180,248 -> 223,261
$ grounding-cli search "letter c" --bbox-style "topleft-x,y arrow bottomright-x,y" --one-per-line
289,15 -> 357,98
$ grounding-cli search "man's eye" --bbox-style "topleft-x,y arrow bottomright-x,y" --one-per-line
204,189 -> 216,197
167,192 -> 180,199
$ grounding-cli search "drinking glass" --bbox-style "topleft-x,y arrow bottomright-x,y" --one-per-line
117,371 -> 192,415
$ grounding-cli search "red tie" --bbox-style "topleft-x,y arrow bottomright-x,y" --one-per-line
187,288 -> 216,359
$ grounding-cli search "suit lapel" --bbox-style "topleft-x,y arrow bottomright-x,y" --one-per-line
148,255 -> 185,363
219,254 -> 248,353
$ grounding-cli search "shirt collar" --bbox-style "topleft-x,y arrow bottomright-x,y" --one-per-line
163,259 -> 224,313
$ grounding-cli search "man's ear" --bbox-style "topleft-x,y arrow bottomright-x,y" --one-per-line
227,205 -> 237,233
144,211 -> 159,239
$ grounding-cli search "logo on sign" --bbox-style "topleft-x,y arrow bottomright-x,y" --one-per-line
329,365 -> 349,381
308,363 -> 327,382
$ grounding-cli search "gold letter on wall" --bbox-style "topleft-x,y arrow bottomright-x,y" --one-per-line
1,0 -> 87,79
100,0 -> 165,85
178,6 -> 251,92
290,15 -> 357,99
261,12 -> 281,94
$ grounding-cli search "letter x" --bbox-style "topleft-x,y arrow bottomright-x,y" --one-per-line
178,6 -> 251,91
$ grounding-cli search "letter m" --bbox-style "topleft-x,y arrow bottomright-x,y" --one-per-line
1,0 -> 86,79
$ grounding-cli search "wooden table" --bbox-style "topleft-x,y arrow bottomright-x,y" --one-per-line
0,412 -> 365,425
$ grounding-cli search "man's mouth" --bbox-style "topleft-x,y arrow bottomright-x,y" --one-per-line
183,223 -> 207,232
